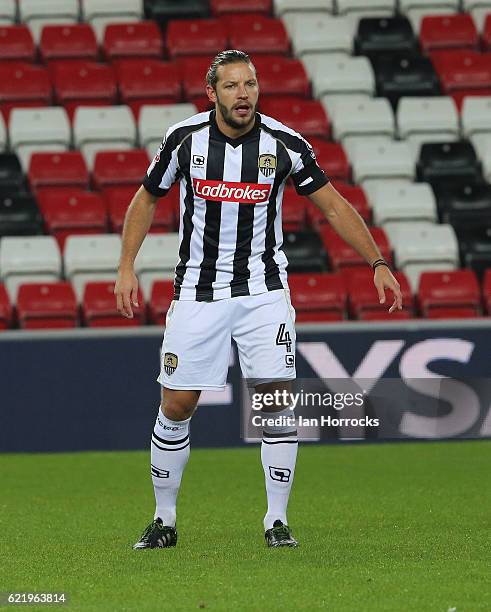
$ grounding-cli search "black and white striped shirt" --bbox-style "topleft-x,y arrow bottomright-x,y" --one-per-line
143,110 -> 328,301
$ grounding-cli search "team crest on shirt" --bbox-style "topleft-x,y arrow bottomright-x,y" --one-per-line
163,352 -> 178,376
258,153 -> 277,177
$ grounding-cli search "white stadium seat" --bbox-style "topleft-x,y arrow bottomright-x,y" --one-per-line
462,0 -> 491,10
81,0 -> 143,21
64,235 -> 121,279
406,7 -> 458,33
273,0 -> 334,17
341,135 -> 393,161
19,0 -> 79,22
284,13 -> 354,55
470,133 -> 491,182
73,106 -> 137,170
139,104 -> 198,149
330,97 -> 394,141
350,140 -> 414,183
321,93 -> 371,117
398,0 -> 459,12
134,234 -> 180,276
461,97 -> 491,139
0,236 -> 61,279
364,180 -> 438,226
0,0 -> 16,24
397,97 -> 459,140
336,0 -> 395,17
303,53 -> 375,98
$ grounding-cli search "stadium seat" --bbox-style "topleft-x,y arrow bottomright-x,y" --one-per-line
82,0 -> 143,23
148,278 -> 174,324
177,55 -> 214,105
349,140 -> 414,184
461,96 -> 491,139
416,141 -> 482,185
274,0 -> 333,16
134,233 -> 180,277
0,0 -> 16,25
16,281 -> 78,329
355,16 -> 418,58
433,180 -> 491,234
115,60 -> 181,110
285,13 -> 353,56
282,187 -> 307,232
0,283 -> 12,329
470,133 -> 491,182
28,152 -> 89,191
320,225 -> 391,270
92,149 -> 149,190
64,234 -> 121,277
483,14 -> 491,51
251,56 -> 309,98
364,180 -> 437,225
303,53 -> 375,99
282,231 -> 327,273
0,153 -> 26,194
143,0 -> 210,26
345,268 -> 413,319
337,0 -> 395,17
259,98 -> 330,138
460,235 -> 491,279
166,19 -> 227,58
332,181 -> 371,223
37,189 -> 107,240
330,97 -> 394,142
138,104 -> 198,149
39,24 -> 98,62
0,236 -> 62,281
103,21 -> 163,60
211,0 -> 272,15
224,14 -> 290,55
0,193 -> 43,236
0,25 -> 36,62
104,186 -> 175,233
73,106 -> 137,170
483,268 -> 491,313
373,54 -> 440,108
308,138 -> 350,181
0,63 -> 52,117
419,14 -> 478,52
417,269 -> 481,317
396,96 -> 459,146
52,61 -> 117,107
431,50 -> 491,94
83,280 -> 144,327
398,0 -> 459,11
19,0 -> 80,22
288,272 -> 347,322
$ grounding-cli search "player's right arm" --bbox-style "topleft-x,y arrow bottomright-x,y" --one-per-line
115,186 -> 158,318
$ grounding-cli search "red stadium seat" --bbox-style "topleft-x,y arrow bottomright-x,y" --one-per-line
104,186 -> 175,233
288,272 -> 347,322
178,56 -> 215,103
344,268 -> 413,319
115,59 -> 181,107
332,182 -> 370,224
0,25 -> 35,62
250,56 -> 309,97
223,14 -> 289,55
430,50 -> 491,94
103,21 -> 163,60
420,14 -> 478,53
148,279 -> 175,325
52,60 -> 117,106
282,187 -> 307,232
320,226 -> 392,270
40,24 -> 98,62
0,63 -> 51,115
28,152 -> 89,191
259,98 -> 330,138
166,19 -> 227,58
210,0 -> 272,16
483,268 -> 491,313
83,281 -> 144,327
16,282 -> 78,329
425,307 -> 480,319
92,149 -> 149,190
37,189 -> 107,237
484,15 -> 491,52
0,284 -> 13,330
309,138 -> 350,181
418,269 -> 481,317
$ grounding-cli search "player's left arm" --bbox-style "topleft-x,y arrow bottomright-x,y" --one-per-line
309,183 -> 403,312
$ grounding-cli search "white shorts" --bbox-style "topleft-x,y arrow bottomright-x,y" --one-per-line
158,289 -> 296,390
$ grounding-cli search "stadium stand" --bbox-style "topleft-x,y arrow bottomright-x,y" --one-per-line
0,0 -> 489,329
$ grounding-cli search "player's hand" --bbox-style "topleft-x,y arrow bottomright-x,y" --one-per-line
114,267 -> 139,318
374,266 -> 403,313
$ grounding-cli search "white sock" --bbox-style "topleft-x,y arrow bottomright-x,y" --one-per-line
151,409 -> 191,527
261,407 -> 298,531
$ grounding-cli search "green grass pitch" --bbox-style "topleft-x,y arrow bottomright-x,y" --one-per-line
1,441 -> 489,611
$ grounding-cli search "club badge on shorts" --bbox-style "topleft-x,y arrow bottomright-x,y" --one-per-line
163,352 -> 178,376
258,153 -> 276,178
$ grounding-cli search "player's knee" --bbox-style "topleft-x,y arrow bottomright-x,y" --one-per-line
161,388 -> 200,421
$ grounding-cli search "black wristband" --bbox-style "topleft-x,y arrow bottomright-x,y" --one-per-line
372,259 -> 389,271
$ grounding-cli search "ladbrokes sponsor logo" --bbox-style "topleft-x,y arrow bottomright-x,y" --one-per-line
192,178 -> 271,204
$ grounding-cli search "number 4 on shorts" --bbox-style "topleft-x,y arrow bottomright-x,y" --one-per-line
276,323 -> 292,353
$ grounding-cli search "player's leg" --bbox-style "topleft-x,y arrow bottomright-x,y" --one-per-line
232,289 -> 298,546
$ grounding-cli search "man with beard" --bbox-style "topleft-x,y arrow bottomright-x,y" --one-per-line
115,50 -> 402,549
